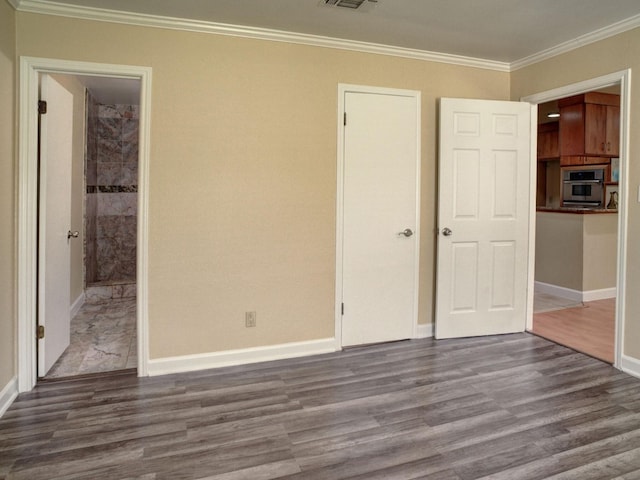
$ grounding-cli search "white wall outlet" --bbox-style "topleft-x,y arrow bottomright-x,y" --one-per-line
245,311 -> 256,328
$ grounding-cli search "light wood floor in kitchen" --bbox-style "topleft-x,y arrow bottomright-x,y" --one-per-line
532,295 -> 615,363
3,333 -> 640,479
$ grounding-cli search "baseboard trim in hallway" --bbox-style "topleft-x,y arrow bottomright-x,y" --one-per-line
622,354 -> 640,380
0,376 -> 18,418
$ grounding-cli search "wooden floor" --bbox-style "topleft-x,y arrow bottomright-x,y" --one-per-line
2,333 -> 640,480
532,298 -> 615,363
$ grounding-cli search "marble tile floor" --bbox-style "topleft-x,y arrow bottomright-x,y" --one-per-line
45,296 -> 137,379
533,290 -> 584,313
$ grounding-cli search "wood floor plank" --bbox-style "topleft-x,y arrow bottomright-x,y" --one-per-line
532,298 -> 615,363
2,333 -> 640,479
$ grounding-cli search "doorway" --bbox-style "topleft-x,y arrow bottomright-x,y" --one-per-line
39,73 -> 141,379
18,57 -> 152,392
522,70 -> 631,368
530,87 -> 619,363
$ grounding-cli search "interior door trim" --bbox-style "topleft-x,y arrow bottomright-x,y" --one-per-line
17,57 -> 152,391
521,69 -> 631,369
334,83 -> 421,349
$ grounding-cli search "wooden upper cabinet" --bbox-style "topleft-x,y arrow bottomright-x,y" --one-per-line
558,92 -> 620,159
537,122 -> 559,160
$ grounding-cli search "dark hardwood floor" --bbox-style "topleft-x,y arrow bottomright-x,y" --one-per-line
2,333 -> 640,479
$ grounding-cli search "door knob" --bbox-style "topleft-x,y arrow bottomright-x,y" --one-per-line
442,227 -> 452,236
398,228 -> 414,237
67,230 -> 79,239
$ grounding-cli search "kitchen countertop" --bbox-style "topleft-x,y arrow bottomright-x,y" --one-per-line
536,206 -> 618,214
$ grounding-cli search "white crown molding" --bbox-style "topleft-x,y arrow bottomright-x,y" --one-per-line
6,0 -> 20,9
15,0 -> 510,72
512,13 -> 640,71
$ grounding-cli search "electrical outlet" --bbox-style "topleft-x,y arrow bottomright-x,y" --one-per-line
245,311 -> 256,328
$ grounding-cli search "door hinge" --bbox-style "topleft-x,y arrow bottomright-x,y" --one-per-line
341,303 -> 344,315
38,100 -> 47,115
37,325 -> 45,339
343,112 -> 347,126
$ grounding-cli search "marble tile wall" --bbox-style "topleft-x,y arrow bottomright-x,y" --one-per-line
85,91 -> 99,284
85,98 -> 138,285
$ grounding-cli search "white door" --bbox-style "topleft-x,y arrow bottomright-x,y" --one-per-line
435,98 -> 532,339
340,86 -> 420,347
38,74 -> 73,376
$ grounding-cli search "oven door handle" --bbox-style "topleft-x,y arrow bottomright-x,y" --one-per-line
563,180 -> 603,184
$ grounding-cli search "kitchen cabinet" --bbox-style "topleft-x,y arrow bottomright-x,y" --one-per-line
537,122 -> 559,160
560,155 -> 609,167
558,92 -> 620,163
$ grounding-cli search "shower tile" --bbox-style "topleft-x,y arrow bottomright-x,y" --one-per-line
122,118 -> 138,142
122,283 -> 137,298
86,152 -> 98,185
97,162 -> 123,186
123,141 -> 139,165
97,116 -> 121,140
98,193 -> 127,215
99,104 -> 121,118
118,104 -> 138,118
122,162 -> 138,185
98,140 -> 122,164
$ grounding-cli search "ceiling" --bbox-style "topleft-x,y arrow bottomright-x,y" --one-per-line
17,0 -> 640,64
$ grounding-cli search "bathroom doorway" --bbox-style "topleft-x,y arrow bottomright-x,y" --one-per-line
18,57 -> 151,392
40,73 -> 141,379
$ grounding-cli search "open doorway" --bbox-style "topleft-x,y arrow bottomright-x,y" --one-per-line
523,71 -> 630,367
18,57 -> 151,392
39,73 -> 141,379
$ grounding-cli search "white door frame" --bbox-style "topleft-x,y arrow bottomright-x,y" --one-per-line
17,57 -> 152,391
522,69 -> 631,369
334,83 -> 421,349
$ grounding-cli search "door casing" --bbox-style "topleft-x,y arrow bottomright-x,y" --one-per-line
334,83 -> 421,348
18,57 -> 152,391
522,69 -> 632,369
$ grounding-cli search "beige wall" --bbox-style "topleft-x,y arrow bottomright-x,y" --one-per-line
50,74 -> 85,306
535,212 -> 584,290
0,0 -> 16,389
535,212 -> 617,292
583,214 -> 618,291
512,27 -> 640,359
16,12 -> 510,358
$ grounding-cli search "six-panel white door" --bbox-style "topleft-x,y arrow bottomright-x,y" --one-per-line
436,98 -> 532,339
340,87 -> 420,347
38,74 -> 73,376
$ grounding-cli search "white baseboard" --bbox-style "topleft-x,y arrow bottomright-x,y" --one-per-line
416,323 -> 434,339
535,281 -> 616,302
620,354 -> 640,380
0,376 -> 18,418
70,292 -> 85,318
582,287 -> 617,302
147,338 -> 337,377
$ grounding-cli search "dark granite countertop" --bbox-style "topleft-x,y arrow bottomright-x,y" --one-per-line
536,206 -> 618,214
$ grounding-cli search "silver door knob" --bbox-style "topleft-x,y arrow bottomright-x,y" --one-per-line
442,228 -> 452,236
398,228 -> 414,237
67,230 -> 79,239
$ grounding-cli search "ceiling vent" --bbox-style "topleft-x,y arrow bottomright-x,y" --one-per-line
322,0 -> 378,11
